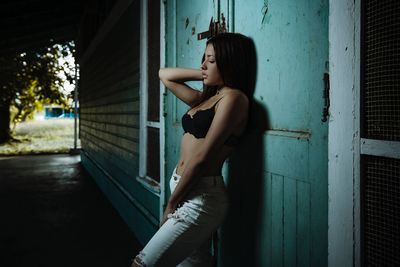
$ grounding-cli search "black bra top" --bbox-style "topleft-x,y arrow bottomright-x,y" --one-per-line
181,97 -> 241,146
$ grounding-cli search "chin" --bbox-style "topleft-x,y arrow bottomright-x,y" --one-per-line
203,80 -> 216,87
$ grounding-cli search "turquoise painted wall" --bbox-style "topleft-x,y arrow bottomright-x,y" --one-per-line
164,0 -> 329,266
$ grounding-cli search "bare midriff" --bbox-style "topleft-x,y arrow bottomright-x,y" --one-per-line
175,132 -> 234,177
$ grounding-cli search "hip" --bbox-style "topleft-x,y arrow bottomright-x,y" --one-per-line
168,167 -> 229,225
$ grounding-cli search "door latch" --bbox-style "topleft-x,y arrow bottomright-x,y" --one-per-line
198,13 -> 227,40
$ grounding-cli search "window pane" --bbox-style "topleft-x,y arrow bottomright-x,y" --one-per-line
147,126 -> 160,182
147,0 -> 160,122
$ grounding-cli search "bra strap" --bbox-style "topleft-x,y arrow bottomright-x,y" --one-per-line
211,96 -> 224,110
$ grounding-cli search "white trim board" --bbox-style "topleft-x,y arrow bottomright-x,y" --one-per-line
139,0 -> 148,179
159,0 -> 167,221
361,139 -> 400,159
328,0 -> 361,266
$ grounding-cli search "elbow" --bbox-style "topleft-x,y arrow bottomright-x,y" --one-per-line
158,68 -> 165,80
159,68 -> 169,86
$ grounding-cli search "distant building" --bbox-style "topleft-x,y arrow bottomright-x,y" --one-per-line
43,105 -> 78,119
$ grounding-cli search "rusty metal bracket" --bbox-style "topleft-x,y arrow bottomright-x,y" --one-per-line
197,13 -> 227,40
322,72 -> 330,122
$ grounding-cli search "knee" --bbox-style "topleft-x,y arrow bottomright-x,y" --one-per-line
131,252 -> 147,267
130,258 -> 140,267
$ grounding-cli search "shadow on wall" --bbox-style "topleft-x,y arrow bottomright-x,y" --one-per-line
221,100 -> 269,267
219,36 -> 269,266
220,35 -> 268,266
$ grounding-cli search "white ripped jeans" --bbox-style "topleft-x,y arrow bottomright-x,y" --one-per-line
133,167 -> 229,267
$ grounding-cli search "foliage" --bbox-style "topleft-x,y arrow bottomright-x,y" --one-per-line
0,42 -> 76,130
0,119 -> 78,155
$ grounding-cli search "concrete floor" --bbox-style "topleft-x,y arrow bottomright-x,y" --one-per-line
0,154 -> 141,267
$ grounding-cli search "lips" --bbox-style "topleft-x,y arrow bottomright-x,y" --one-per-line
202,72 -> 207,79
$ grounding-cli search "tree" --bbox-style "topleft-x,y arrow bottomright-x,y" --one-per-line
0,42 -> 76,143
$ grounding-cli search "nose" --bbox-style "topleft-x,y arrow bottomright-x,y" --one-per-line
200,61 -> 206,70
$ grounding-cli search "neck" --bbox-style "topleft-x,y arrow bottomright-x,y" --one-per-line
216,86 -> 231,95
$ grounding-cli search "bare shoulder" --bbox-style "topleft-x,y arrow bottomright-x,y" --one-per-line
218,88 -> 249,110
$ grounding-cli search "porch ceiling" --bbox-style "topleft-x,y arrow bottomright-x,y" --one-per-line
0,0 -> 86,56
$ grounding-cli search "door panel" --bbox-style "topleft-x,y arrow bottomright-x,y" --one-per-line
219,0 -> 328,266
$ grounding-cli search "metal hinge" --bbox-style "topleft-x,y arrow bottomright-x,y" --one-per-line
322,72 -> 330,122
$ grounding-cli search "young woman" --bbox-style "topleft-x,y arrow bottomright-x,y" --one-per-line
132,32 -> 256,267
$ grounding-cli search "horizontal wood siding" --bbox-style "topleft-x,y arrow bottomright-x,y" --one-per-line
78,1 -> 159,242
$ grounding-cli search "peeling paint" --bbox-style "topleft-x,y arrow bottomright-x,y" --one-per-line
185,17 -> 189,29
191,26 -> 196,35
261,0 -> 269,25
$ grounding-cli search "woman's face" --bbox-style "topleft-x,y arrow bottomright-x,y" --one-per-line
201,44 -> 224,87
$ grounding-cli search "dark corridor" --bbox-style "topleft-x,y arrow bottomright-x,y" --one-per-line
0,154 -> 141,267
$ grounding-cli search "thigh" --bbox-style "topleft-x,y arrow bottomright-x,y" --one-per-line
177,237 -> 213,267
136,219 -> 190,266
137,199 -> 223,267
137,215 -> 213,266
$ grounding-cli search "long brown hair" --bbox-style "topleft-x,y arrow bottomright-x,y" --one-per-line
197,33 -> 257,104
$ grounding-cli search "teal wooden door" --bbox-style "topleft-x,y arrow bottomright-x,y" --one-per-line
218,1 -> 329,266
163,0 -> 328,266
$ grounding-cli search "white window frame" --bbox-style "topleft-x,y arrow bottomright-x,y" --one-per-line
138,0 -> 166,220
138,0 -> 150,190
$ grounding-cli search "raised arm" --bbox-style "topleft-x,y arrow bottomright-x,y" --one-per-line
159,68 -> 203,107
